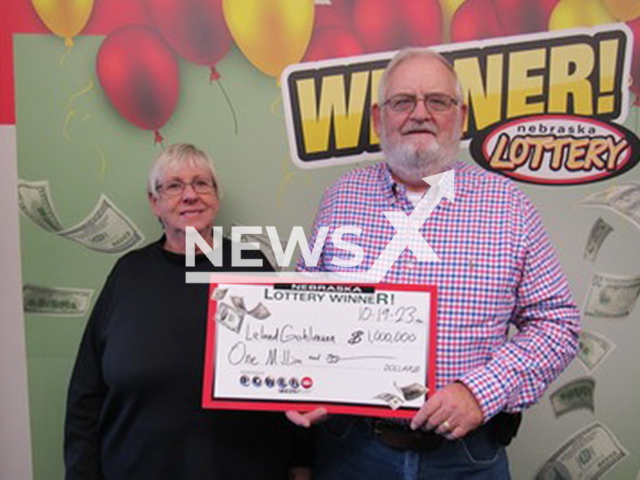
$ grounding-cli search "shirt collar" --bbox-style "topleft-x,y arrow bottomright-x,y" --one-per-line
380,160 -> 472,206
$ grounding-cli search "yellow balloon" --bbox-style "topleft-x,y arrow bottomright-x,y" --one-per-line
440,0 -> 465,20
32,0 -> 94,47
223,0 -> 314,80
549,0 -> 615,30
440,0 -> 465,43
603,0 -> 640,21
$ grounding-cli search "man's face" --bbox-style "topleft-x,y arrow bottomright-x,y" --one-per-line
373,55 -> 466,176
149,160 -> 219,242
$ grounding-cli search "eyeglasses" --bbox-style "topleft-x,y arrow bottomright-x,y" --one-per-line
156,178 -> 217,197
382,93 -> 459,113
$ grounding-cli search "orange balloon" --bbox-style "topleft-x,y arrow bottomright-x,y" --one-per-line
603,0 -> 640,21
32,0 -> 94,47
223,0 -> 314,80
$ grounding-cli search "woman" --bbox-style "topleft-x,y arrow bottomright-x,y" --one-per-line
65,144 -> 308,479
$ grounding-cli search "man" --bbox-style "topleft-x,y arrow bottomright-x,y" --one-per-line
290,48 -> 581,479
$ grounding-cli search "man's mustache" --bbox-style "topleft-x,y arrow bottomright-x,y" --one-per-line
402,124 -> 438,135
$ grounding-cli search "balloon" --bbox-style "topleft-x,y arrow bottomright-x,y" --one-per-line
604,0 -> 640,21
31,0 -> 94,47
146,0 -> 232,80
450,0 -> 503,42
304,26 -> 364,62
96,25 -> 180,141
628,16 -> 640,96
490,0 -> 558,36
315,0 -> 354,29
451,0 -> 558,42
440,0 -> 465,20
352,0 -> 442,53
549,0 -> 614,30
223,0 -> 314,79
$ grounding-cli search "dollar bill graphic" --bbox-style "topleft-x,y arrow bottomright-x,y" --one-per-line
247,302 -> 271,320
17,180 -> 64,232
536,423 -> 627,480
59,195 -> 144,253
580,182 -> 640,230
211,288 -> 228,301
550,378 -> 595,417
394,382 -> 427,401
578,330 -> 615,372
18,182 -> 144,254
584,272 -> 640,318
583,217 -> 612,262
230,295 -> 247,313
23,284 -> 94,316
215,302 -> 245,333
374,392 -> 404,410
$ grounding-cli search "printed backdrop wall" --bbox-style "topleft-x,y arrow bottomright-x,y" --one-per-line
3,0 -> 640,479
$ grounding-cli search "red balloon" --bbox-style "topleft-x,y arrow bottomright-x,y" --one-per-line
304,26 -> 364,62
96,25 -> 180,139
352,0 -> 442,53
628,16 -> 640,96
146,0 -> 232,79
451,0 -> 506,42
451,0 -> 558,43
315,0 -> 354,30
491,0 -> 558,36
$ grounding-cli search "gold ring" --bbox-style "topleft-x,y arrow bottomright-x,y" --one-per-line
442,420 -> 452,431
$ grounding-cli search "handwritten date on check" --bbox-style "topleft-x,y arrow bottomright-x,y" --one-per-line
202,281 -> 437,418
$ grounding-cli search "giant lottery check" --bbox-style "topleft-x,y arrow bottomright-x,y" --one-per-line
202,277 -> 437,418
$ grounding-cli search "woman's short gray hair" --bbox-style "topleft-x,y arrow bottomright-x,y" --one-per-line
148,143 -> 221,198
377,47 -> 463,104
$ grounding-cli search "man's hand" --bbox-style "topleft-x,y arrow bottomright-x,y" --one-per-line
410,382 -> 483,440
285,407 -> 328,428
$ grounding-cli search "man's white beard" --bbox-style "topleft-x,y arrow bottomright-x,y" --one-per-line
381,130 -> 459,184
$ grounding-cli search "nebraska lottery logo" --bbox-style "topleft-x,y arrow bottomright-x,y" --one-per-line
470,115 -> 640,185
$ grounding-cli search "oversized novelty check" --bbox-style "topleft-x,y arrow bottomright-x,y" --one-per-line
202,277 -> 436,418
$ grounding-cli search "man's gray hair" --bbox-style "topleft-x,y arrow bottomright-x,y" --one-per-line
377,48 -> 463,104
148,143 -> 220,198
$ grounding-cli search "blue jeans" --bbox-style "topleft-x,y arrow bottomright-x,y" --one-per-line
314,417 -> 510,480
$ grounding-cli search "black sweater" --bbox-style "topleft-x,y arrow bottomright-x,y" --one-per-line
65,238 -> 307,479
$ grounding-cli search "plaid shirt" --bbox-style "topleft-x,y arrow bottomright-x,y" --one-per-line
298,161 -> 581,421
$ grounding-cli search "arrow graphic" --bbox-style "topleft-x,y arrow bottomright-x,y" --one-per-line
364,169 -> 455,283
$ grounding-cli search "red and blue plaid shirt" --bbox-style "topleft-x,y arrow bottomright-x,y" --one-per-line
298,161 -> 581,420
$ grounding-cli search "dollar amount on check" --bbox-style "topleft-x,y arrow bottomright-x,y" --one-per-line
202,280 -> 437,418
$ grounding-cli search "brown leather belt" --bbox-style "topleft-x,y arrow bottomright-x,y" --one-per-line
371,412 -> 522,451
372,420 -> 445,451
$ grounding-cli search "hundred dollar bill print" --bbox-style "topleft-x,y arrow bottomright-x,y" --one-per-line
583,217 -> 613,262
395,382 -> 428,401
580,182 -> 640,230
59,195 -> 144,253
23,284 -> 94,316
17,179 -> 64,232
536,422 -> 628,480
584,272 -> 640,318
18,180 -> 144,254
578,330 -> 616,373
550,378 -> 595,417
